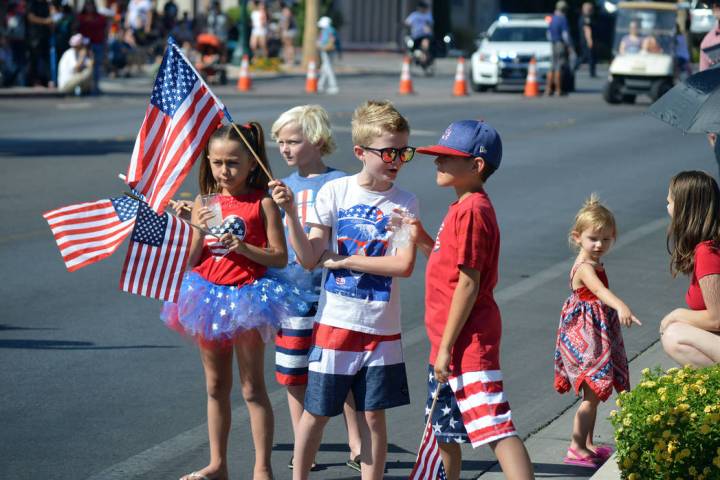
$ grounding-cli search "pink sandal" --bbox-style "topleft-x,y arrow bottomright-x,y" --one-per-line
563,447 -> 601,468
592,445 -> 614,461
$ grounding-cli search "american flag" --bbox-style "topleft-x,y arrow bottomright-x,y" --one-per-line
126,36 -> 227,214
120,201 -> 192,302
410,389 -> 448,480
43,196 -> 139,272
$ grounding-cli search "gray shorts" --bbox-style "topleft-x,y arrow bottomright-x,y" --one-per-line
552,42 -> 569,71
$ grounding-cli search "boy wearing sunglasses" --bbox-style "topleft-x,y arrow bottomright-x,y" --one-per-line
407,120 -> 534,480
270,100 -> 418,480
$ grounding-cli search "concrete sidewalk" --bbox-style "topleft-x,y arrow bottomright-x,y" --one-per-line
476,340 -> 675,480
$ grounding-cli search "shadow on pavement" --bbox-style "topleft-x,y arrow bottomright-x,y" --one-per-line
0,339 -> 178,350
532,461 -> 600,477
274,442 -> 413,455
0,323 -> 57,331
0,138 -> 134,157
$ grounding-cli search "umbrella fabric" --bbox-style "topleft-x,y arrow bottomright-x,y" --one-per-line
647,66 -> 720,134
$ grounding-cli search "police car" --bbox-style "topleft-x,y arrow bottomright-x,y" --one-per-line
470,14 -> 574,92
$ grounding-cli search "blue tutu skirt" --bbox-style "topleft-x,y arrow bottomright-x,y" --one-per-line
161,271 -> 314,347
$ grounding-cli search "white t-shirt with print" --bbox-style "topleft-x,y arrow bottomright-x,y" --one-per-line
307,174 -> 419,335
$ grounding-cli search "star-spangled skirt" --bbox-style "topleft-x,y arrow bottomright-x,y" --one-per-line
161,271 -> 314,348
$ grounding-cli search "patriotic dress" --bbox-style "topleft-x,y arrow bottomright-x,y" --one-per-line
553,262 -> 630,401
162,190 -> 313,347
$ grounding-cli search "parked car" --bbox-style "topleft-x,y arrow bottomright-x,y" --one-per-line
469,14 -> 575,92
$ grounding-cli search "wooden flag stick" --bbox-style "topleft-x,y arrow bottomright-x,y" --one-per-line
230,123 -> 274,181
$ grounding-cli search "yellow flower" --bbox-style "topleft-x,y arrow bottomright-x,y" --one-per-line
623,457 -> 633,469
653,414 -> 662,422
700,424 -> 711,434
609,409 -> 617,418
690,466 -> 698,476
642,367 -> 650,376
623,417 -> 632,427
713,456 -> 720,467
662,430 -> 671,439
678,403 -> 690,412
627,474 -> 637,480
705,405 -> 713,413
668,441 -> 677,454
667,367 -> 679,374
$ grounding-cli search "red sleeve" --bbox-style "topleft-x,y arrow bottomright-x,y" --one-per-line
455,204 -> 488,271
695,242 -> 720,280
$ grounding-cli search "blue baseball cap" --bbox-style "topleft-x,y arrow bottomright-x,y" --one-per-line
416,120 -> 503,169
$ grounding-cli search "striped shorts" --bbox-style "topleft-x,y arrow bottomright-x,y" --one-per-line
426,366 -> 517,448
274,303 -> 317,386
304,323 -> 410,417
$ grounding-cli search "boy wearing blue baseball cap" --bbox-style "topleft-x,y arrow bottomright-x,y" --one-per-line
409,120 -> 534,479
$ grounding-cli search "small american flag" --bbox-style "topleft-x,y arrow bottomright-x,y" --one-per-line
44,196 -> 139,272
126,36 -> 227,214
410,388 -> 448,480
119,201 -> 192,302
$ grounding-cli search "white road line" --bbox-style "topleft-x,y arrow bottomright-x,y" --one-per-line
85,216 -> 667,480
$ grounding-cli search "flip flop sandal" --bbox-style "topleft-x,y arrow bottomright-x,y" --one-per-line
346,455 -> 361,473
563,448 -> 600,468
288,456 -> 318,471
592,445 -> 614,461
179,472 -> 210,480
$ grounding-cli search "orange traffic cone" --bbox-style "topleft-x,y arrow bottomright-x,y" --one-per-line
399,56 -> 414,95
452,57 -> 468,96
305,60 -> 318,94
237,54 -> 252,92
523,57 -> 539,97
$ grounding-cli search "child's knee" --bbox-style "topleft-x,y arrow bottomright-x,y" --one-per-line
363,410 -> 386,431
206,377 -> 232,399
240,381 -> 268,403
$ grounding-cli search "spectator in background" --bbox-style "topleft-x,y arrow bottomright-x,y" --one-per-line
250,0 -> 268,58
162,0 -> 178,35
546,0 -> 573,96
58,33 -> 93,95
125,0 -> 153,45
51,1 -> 75,62
0,35 -> 17,87
404,1 -> 433,64
675,22 -> 692,78
279,2 -> 296,65
619,20 -> 643,55
172,11 -> 195,45
5,1 -> 28,86
206,1 -> 228,44
27,0 -> 53,87
316,15 -> 338,95
701,1 -> 720,178
574,2 -> 596,78
78,0 -> 108,94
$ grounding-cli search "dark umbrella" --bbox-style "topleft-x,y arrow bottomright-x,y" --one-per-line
647,66 -> 720,134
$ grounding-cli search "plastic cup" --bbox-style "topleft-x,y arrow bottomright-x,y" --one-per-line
201,194 -> 222,228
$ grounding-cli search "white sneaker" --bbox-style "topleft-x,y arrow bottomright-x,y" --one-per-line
326,87 -> 339,95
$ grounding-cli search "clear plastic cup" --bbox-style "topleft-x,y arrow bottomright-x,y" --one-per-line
201,194 -> 223,228
388,209 -> 413,249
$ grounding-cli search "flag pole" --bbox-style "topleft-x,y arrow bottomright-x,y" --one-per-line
418,384 -> 442,460
167,39 -> 274,182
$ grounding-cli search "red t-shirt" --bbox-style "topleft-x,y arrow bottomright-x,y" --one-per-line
193,190 -> 268,287
424,191 -> 502,372
77,13 -> 108,44
685,241 -> 720,310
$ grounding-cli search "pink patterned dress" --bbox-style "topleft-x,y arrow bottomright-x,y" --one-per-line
553,262 -> 630,401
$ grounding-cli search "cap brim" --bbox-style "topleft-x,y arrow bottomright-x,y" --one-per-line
415,145 -> 471,157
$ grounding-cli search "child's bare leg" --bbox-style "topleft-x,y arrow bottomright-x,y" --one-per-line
438,442 -> 462,480
287,384 -> 306,437
343,392 -> 362,460
292,411 -> 330,480
569,382 -> 600,458
192,346 -> 233,480
357,409 -> 387,480
235,331 -> 274,480
489,435 -> 534,479
585,406 -> 598,451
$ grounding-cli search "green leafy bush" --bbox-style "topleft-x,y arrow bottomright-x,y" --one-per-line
610,366 -> 720,479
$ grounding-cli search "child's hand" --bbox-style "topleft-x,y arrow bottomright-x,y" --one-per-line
269,180 -> 296,214
434,348 -> 452,384
320,250 -> 346,270
617,303 -> 642,328
169,199 -> 193,221
219,232 -> 246,254
193,206 -> 217,229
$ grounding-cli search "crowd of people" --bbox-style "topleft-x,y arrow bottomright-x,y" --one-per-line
0,0 -> 302,93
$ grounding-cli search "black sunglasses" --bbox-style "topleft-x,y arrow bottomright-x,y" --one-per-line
361,146 -> 416,163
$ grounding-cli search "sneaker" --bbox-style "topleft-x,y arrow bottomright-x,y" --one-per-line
74,86 -> 82,96
346,455 -> 361,473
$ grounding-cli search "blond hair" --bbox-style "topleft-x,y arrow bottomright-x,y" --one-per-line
270,104 -> 336,156
351,100 -> 410,146
569,194 -> 616,250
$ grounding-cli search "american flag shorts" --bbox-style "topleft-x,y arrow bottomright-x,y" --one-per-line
274,303 -> 317,386
428,366 -> 518,448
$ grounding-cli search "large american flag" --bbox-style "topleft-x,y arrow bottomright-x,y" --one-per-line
126,36 -> 227,214
120,201 -> 192,302
410,389 -> 448,480
43,196 -> 139,272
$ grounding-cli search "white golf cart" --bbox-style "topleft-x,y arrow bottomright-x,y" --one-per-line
603,2 -> 678,104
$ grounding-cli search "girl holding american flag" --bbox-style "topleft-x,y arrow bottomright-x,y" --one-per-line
162,122 -> 313,480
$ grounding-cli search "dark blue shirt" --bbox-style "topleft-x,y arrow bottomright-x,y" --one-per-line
548,14 -> 569,44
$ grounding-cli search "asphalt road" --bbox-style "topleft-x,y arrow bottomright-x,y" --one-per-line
0,68 -> 712,479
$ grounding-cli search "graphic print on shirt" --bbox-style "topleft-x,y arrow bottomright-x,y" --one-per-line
326,204 -> 392,301
433,221 -> 445,252
204,214 -> 246,259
